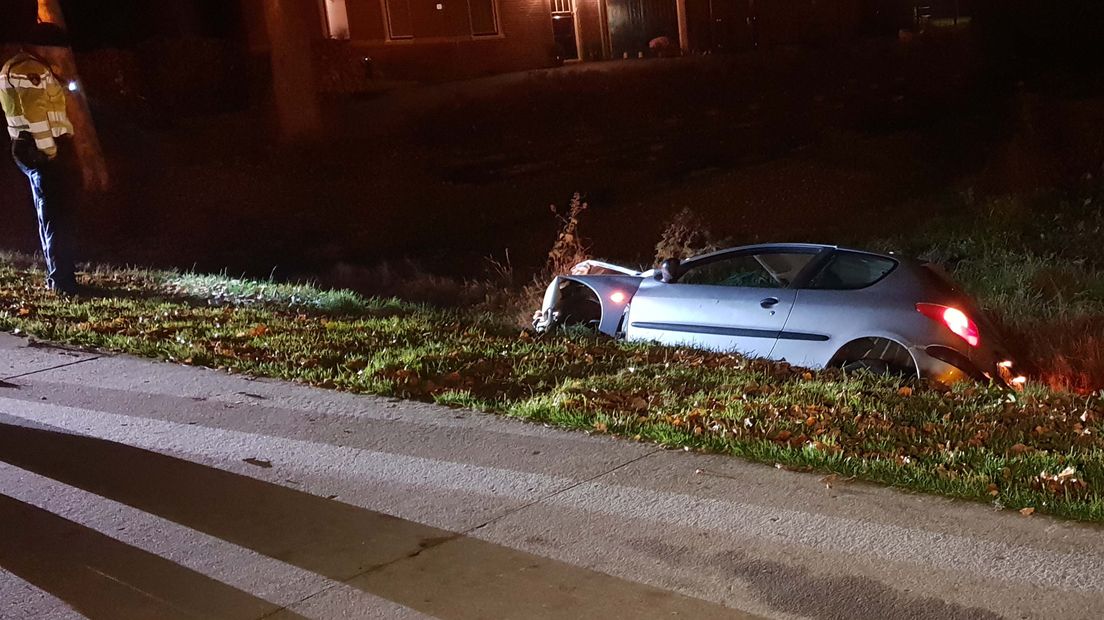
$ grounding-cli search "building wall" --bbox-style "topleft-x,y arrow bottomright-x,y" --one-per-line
358,0 -> 559,80
241,0 -> 893,84
575,0 -> 608,61
243,0 -> 558,81
681,0 -> 869,53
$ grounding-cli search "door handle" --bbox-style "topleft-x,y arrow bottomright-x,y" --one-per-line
760,297 -> 780,309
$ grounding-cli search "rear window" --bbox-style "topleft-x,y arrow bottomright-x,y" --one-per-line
806,252 -> 897,290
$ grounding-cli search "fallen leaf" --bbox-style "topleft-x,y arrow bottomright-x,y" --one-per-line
1019,507 -> 1035,516
898,386 -> 913,397
249,324 -> 269,337
243,457 -> 273,468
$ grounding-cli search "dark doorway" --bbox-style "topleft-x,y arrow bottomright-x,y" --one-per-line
551,0 -> 579,60
607,0 -> 680,58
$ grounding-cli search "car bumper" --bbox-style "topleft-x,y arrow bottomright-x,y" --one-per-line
915,345 -> 1019,387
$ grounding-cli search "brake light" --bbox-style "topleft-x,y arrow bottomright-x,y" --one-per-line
609,291 -> 628,304
917,303 -> 980,347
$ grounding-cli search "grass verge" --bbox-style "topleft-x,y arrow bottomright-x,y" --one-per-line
1,258 -> 1103,523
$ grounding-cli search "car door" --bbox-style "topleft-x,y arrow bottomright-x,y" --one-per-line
771,250 -> 901,368
625,250 -> 816,358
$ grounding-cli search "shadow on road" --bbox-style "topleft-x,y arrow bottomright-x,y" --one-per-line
0,493 -> 296,620
0,418 -> 749,619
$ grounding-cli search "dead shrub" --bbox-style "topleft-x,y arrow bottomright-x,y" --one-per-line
494,193 -> 595,328
654,207 -> 719,264
545,193 -> 591,276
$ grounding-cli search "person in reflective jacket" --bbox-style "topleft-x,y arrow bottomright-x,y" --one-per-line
1,20 -> 79,295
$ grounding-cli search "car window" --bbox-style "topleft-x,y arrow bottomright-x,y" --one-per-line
678,252 -> 814,288
806,252 -> 897,290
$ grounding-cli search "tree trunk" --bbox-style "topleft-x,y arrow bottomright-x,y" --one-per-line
37,0 -> 110,191
262,0 -> 322,142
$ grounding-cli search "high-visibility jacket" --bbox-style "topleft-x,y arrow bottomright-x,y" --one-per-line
0,51 -> 73,159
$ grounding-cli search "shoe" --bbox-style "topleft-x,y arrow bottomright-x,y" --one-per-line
46,279 -> 79,297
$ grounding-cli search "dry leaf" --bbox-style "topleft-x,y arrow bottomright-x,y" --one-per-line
898,386 -> 914,397
1019,507 -> 1035,516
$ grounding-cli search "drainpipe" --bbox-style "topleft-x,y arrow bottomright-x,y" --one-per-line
36,0 -> 111,191
676,0 -> 689,53
598,0 -> 611,59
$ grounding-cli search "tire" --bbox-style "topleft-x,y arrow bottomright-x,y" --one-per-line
841,358 -> 894,376
833,338 -> 918,379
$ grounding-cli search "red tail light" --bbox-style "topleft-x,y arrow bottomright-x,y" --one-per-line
917,303 -> 980,347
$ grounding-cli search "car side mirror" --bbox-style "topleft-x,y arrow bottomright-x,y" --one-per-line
657,258 -> 681,283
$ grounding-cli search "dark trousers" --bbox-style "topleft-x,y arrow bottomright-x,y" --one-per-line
15,138 -> 78,293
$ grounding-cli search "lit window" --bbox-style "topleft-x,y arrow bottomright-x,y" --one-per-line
322,0 -> 351,39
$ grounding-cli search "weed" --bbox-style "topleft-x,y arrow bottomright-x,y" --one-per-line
545,193 -> 591,277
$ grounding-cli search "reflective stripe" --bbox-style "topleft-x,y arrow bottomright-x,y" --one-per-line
46,111 -> 67,122
6,127 -> 18,139
50,127 -> 70,138
26,120 -> 50,133
5,114 -> 29,128
34,137 -> 55,149
2,75 -> 48,90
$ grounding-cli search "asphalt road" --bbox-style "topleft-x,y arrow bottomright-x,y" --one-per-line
0,333 -> 1102,619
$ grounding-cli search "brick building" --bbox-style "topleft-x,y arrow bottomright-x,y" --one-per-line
241,0 -> 906,82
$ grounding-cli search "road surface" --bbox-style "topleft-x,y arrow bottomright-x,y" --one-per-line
0,333 -> 1101,619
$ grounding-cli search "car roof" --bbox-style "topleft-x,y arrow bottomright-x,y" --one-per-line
680,242 -> 905,259
683,243 -> 867,263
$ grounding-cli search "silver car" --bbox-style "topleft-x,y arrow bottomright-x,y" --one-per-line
534,243 -> 1020,385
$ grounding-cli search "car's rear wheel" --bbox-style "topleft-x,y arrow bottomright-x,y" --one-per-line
833,338 -> 918,379
841,358 -> 894,375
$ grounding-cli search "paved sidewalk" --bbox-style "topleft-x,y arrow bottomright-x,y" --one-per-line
0,333 -> 1102,619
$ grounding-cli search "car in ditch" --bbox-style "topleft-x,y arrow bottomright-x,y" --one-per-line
533,243 -> 1021,386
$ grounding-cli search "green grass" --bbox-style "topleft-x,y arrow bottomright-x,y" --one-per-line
2,258 -> 1104,523
877,191 -> 1104,391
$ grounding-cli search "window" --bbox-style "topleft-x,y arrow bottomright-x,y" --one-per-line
679,253 -> 814,288
806,252 -> 897,290
469,0 -> 499,36
384,0 -> 497,40
385,0 -> 414,39
322,0 -> 351,39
